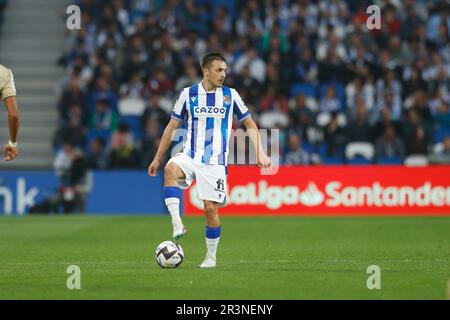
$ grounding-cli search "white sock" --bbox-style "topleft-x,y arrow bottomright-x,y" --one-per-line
206,237 -> 220,258
165,198 -> 182,230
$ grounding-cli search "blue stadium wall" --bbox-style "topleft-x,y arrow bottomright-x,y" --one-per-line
0,171 -> 166,215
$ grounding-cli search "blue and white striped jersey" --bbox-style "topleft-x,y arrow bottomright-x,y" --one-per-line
171,82 -> 251,166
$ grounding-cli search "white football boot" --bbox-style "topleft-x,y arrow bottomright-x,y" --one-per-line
200,255 -> 217,268
173,225 -> 187,241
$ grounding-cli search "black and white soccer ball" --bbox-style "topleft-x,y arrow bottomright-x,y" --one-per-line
155,240 -> 184,268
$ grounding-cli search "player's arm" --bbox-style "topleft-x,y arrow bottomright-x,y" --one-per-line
148,89 -> 187,176
4,96 -> 19,142
148,118 -> 181,176
242,117 -> 272,168
3,95 -> 20,161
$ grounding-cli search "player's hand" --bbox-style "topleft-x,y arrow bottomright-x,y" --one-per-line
148,159 -> 160,176
3,144 -> 18,161
257,152 -> 272,169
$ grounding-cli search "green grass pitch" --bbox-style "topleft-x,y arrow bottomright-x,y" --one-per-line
0,215 -> 449,299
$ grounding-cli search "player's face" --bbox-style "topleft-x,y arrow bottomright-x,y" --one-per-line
204,60 -> 227,88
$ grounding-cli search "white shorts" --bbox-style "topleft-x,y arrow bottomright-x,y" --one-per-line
167,153 -> 228,206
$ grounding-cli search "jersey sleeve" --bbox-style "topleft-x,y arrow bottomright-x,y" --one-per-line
171,88 -> 187,121
0,67 -> 17,100
231,88 -> 251,122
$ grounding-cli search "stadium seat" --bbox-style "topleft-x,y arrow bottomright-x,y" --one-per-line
377,157 -> 402,164
212,0 -> 237,18
129,9 -> 150,24
258,111 -> 289,128
317,143 -> 344,156
290,83 -> 317,98
404,155 -> 428,166
345,142 -> 375,162
306,127 -> 323,144
347,155 -> 373,165
120,116 -> 142,141
316,112 -> 331,127
316,112 -> 346,127
88,129 -> 111,140
301,142 -> 314,153
316,143 -> 344,164
433,142 -> 444,154
433,127 -> 450,143
336,113 -> 347,127
86,129 -> 112,148
318,83 -> 345,111
321,156 -> 343,165
118,97 -> 146,116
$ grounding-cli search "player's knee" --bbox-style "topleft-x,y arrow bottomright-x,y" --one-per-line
164,163 -> 179,180
204,201 -> 218,217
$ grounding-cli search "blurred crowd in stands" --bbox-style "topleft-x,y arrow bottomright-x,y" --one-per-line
54,0 -> 450,168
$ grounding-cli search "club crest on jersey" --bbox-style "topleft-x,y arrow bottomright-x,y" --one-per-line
194,106 -> 226,118
223,95 -> 231,105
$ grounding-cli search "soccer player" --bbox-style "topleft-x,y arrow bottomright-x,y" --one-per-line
0,64 -> 19,161
148,52 -> 272,268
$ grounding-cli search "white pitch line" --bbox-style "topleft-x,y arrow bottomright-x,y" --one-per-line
1,261 -> 145,266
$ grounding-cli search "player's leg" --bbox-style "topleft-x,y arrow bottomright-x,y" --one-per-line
163,160 -> 189,240
200,200 -> 221,268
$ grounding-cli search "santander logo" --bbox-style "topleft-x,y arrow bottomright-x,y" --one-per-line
299,182 -> 324,206
189,180 -> 450,210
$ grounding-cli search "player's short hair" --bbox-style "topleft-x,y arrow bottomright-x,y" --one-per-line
201,52 -> 227,69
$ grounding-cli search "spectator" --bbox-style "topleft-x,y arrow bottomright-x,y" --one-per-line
346,76 -> 375,114
140,117 -> 163,168
319,86 -> 342,113
402,109 -> 430,155
108,124 -> 140,169
429,136 -> 450,164
373,106 -> 402,141
324,111 -> 347,157
86,137 -> 108,169
58,76 -> 88,121
88,99 -> 119,131
175,63 -> 202,93
53,141 -> 89,213
260,85 -> 289,113
119,73 -> 145,99
433,101 -> 450,130
374,89 -> 402,122
402,66 -> 427,99
318,46 -> 346,83
284,134 -> 311,165
54,104 -> 87,148
234,65 -> 261,105
141,94 -> 170,132
146,67 -> 174,96
234,47 -> 267,84
347,104 -> 374,142
426,1 -> 450,43
293,48 -> 318,84
261,21 -> 290,55
88,76 -> 118,112
375,125 -> 405,160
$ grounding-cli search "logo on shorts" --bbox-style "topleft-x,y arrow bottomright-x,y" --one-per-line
214,178 -> 225,193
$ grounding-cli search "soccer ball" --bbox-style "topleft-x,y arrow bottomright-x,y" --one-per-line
155,240 -> 184,268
